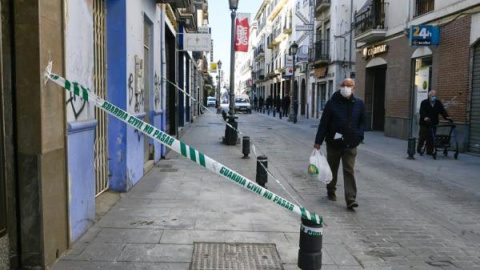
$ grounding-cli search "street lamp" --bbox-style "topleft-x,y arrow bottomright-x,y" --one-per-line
224,0 -> 239,145
217,60 -> 222,109
289,41 -> 299,123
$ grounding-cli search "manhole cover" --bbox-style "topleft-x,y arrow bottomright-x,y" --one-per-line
190,242 -> 283,270
156,164 -> 172,168
160,168 -> 178,172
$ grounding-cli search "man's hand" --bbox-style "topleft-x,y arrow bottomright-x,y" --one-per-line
424,117 -> 430,121
314,144 -> 321,149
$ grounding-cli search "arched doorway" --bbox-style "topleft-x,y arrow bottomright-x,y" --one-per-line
301,79 -> 306,115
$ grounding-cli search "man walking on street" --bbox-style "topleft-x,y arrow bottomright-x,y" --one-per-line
314,78 -> 365,209
417,90 -> 450,155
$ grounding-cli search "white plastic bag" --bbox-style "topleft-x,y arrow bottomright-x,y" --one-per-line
308,149 -> 333,184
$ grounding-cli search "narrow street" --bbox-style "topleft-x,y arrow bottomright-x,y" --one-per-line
53,111 -> 480,270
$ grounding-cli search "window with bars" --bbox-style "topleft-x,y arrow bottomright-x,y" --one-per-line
414,0 -> 434,17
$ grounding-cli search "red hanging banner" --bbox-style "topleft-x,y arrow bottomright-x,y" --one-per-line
234,13 -> 250,52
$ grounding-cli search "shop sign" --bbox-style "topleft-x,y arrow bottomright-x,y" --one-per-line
284,55 -> 294,77
210,62 -> 217,73
362,44 -> 388,59
409,25 -> 440,46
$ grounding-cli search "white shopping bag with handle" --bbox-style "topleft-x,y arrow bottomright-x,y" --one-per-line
308,149 -> 332,184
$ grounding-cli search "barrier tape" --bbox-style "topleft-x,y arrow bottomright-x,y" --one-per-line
164,77 -> 303,207
46,65 -> 323,225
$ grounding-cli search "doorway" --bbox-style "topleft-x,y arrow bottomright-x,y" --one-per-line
165,28 -> 176,135
143,17 -> 153,164
368,65 -> 386,131
301,79 -> 306,115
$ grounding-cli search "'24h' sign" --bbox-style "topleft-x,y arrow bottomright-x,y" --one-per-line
409,25 -> 440,46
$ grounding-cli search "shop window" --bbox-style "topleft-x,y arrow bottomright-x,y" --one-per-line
411,56 -> 433,137
414,0 -> 434,17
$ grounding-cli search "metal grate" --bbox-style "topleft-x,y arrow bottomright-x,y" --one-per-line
190,243 -> 283,270
94,0 -> 109,197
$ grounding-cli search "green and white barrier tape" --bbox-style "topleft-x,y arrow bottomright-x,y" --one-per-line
45,66 -> 322,225
164,77 -> 303,207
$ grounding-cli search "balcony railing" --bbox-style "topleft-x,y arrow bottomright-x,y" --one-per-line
258,69 -> 265,80
414,0 -> 434,17
254,45 -> 265,60
315,0 -> 331,13
354,1 -> 386,37
310,40 -> 329,64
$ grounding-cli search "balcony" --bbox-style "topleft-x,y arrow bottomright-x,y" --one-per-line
283,19 -> 292,35
354,0 -> 386,43
315,0 -> 331,14
268,0 -> 288,21
267,35 -> 274,49
309,40 -> 329,66
156,0 -> 191,9
257,69 -> 265,81
254,46 -> 265,61
273,26 -> 286,44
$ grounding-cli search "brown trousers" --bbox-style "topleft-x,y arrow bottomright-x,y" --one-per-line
326,143 -> 358,203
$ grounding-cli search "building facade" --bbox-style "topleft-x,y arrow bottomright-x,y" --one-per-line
0,0 -> 210,269
354,0 -> 480,153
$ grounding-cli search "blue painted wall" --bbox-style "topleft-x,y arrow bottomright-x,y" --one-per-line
106,0 -> 128,192
153,112 -> 163,161
67,120 -> 97,242
126,113 -> 146,189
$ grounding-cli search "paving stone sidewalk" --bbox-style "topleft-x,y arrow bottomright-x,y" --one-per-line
52,112 -> 480,270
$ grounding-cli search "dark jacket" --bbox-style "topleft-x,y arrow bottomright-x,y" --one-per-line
315,91 -> 366,148
419,99 -> 448,127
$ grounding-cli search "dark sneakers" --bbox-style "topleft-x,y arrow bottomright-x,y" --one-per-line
327,192 -> 337,201
347,200 -> 359,209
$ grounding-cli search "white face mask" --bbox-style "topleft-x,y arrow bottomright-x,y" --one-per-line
340,86 -> 352,98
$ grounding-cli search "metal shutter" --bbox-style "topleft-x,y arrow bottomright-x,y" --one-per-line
470,42 -> 480,153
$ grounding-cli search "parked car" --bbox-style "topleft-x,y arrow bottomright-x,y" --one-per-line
207,96 -> 216,107
234,94 -> 251,114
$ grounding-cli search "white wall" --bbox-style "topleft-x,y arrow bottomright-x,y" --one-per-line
126,0 -> 161,113
470,11 -> 480,45
384,0 -> 480,36
65,0 -> 94,122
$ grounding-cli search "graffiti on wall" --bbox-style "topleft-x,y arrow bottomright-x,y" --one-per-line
129,55 -> 145,113
443,96 -> 464,110
66,82 -> 89,120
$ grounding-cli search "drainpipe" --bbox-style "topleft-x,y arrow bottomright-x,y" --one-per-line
349,0 -> 353,73
405,0 -> 411,33
160,5 -> 167,156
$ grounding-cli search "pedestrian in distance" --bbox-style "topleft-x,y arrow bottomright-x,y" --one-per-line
283,94 -> 290,117
417,90 -> 450,155
313,78 -> 365,210
275,95 -> 281,113
259,96 -> 264,112
266,95 -> 273,114
254,95 -> 258,111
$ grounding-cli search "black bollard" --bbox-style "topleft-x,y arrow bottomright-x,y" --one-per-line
256,156 -> 268,187
407,137 -> 416,159
242,136 -> 250,158
273,108 -> 276,117
224,115 -> 238,146
298,217 -> 323,270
